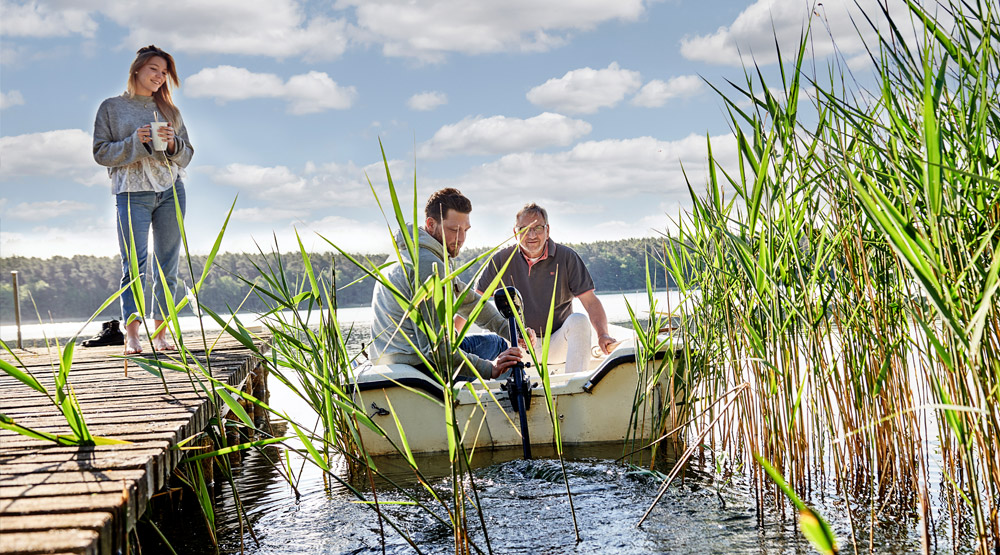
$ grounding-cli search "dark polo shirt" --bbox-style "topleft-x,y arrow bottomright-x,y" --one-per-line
475,239 -> 595,335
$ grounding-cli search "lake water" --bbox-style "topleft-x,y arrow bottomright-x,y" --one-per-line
10,291 -> 948,553
143,354 -> 934,555
0,291 -> 693,344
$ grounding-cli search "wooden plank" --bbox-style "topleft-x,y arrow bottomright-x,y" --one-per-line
0,391 -> 219,413
0,442 -> 170,460
0,333 -> 268,555
0,355 -> 252,380
0,493 -> 128,514
0,361 -> 261,405
0,470 -> 146,487
0,529 -> 100,555
0,512 -> 112,532
0,447 -> 166,466
0,364 -> 250,394
0,480 -> 139,499
2,343 -> 259,372
0,514 -> 113,555
0,483 -> 144,538
0,411 -> 201,428
0,431 -> 194,450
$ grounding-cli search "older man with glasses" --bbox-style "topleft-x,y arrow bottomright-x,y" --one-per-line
475,203 -> 616,374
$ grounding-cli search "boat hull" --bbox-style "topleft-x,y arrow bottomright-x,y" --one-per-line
350,339 -> 685,456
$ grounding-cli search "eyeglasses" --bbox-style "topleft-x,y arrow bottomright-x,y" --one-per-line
137,45 -> 165,55
516,224 -> 547,236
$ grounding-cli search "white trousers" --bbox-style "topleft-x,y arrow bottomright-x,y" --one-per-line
542,312 -> 592,374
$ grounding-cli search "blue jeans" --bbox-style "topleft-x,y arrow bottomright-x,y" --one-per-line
116,184 -> 186,322
459,333 -> 508,361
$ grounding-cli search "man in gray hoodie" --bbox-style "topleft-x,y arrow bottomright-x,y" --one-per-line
370,188 -> 523,381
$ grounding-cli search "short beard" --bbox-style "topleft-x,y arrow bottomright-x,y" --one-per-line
428,226 -> 460,258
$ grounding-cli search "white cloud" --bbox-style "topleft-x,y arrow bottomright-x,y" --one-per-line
679,0 -> 919,67
0,129 -> 105,186
284,71 -> 356,114
4,1 -> 652,63
211,163 -> 304,192
527,62 -> 641,114
230,207 -> 303,223
342,0 -> 648,62
192,159 -> 412,256
428,133 -> 740,246
103,0 -> 349,60
418,112 -> 592,159
0,90 -> 25,109
561,202 -> 686,244
5,200 -> 93,221
184,66 -> 285,101
215,214 -> 395,256
206,159 -> 403,208
185,66 -> 356,113
0,0 -> 99,38
407,91 -> 448,111
450,133 -> 739,199
1,222 -> 116,258
631,75 -> 704,107
734,84 -> 819,110
285,216 -> 394,254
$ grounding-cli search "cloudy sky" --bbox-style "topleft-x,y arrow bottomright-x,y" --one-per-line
1,0 -> 903,258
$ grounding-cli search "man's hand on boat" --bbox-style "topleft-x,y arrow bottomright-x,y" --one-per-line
598,333 -> 618,355
518,328 -> 538,351
491,346 -> 525,379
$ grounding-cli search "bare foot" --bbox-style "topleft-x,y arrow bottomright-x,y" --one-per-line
124,335 -> 142,355
152,337 -> 176,352
124,319 -> 142,355
151,320 -> 175,352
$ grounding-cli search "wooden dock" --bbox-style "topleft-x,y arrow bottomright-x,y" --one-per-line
0,334 -> 269,555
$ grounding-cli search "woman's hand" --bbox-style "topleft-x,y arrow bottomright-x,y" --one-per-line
136,123 -> 176,152
136,124 -> 152,144
159,122 -> 176,152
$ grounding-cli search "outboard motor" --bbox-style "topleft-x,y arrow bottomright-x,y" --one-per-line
493,286 -> 532,459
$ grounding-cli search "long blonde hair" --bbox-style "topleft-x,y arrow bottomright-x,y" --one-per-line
126,45 -> 180,126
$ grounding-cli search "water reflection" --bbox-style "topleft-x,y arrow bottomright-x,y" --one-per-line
148,433 -> 928,554
138,310 -> 938,555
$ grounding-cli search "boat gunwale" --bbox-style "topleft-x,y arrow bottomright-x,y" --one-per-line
351,340 -> 683,403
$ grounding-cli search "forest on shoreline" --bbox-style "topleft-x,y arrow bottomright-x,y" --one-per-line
0,237 -> 675,324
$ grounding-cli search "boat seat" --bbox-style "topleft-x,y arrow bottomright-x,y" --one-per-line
349,334 -> 679,401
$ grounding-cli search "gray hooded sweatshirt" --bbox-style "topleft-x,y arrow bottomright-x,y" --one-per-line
370,226 -> 511,379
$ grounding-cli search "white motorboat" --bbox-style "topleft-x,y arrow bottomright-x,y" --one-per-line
349,325 -> 687,456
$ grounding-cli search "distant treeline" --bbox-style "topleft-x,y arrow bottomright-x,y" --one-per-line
0,237 -> 678,323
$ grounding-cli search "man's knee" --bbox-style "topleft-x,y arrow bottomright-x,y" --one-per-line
563,313 -> 590,340
460,333 -> 508,361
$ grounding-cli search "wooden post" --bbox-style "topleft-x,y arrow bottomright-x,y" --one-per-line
11,271 -> 22,349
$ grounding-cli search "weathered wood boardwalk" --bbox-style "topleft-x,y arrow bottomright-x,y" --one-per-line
0,333 -> 269,555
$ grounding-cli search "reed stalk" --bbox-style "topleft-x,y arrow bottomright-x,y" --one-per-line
665,0 -> 999,551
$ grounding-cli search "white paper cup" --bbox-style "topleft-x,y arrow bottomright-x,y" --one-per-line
150,121 -> 169,151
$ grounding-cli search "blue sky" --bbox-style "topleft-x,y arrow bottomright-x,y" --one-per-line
0,0 -> 904,258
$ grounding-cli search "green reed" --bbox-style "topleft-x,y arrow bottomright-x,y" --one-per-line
665,0 -> 999,551
175,147 -> 591,553
0,286 -> 132,446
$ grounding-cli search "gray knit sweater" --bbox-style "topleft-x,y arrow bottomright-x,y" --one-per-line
370,227 -> 512,379
93,93 -> 194,194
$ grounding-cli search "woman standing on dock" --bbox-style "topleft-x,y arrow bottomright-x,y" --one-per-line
93,45 -> 194,354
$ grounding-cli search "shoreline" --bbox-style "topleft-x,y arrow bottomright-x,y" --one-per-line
0,287 -> 680,326
1,290 -> 689,343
